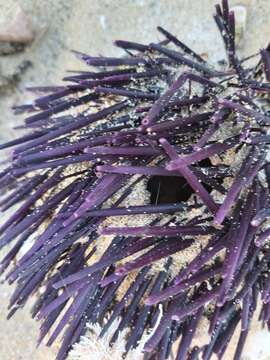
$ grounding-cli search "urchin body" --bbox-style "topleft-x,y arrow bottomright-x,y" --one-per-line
1,1 -> 270,359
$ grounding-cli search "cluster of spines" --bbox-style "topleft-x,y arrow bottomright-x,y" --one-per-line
1,0 -> 270,359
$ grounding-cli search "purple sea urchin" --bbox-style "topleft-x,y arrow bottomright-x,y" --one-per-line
1,1 -> 270,359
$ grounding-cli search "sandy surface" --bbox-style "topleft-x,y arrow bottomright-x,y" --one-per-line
0,1 -> 270,359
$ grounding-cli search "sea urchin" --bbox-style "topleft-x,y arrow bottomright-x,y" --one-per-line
1,1 -> 270,359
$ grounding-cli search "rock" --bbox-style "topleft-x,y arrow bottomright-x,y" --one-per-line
0,5 -> 34,44
0,60 -> 32,94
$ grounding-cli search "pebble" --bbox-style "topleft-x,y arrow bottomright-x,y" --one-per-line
0,5 -> 34,44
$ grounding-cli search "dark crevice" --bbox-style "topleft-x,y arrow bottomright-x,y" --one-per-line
147,158 -> 212,204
